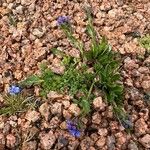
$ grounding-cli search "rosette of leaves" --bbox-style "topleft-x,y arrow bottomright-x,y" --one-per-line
20,7 -> 125,118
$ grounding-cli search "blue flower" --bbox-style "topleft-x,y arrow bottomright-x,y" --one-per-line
9,85 -> 21,95
121,119 -> 133,129
57,16 -> 69,26
67,120 -> 80,137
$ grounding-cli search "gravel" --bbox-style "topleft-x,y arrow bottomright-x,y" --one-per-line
0,0 -> 149,149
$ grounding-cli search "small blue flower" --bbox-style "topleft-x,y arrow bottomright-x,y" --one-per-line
121,119 -> 133,129
57,16 -> 69,26
67,120 -> 80,137
9,85 -> 21,95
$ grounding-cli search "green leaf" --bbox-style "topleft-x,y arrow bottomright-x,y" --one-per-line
80,99 -> 91,115
20,75 -> 43,87
111,74 -> 121,82
139,34 -> 150,51
86,24 -> 96,39
8,14 -> 17,27
51,48 -> 65,57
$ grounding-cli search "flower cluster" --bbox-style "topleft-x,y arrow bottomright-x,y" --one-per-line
57,16 -> 69,26
67,120 -> 80,137
9,85 -> 21,95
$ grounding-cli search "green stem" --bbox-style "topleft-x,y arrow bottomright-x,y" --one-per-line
61,25 -> 84,60
87,80 -> 95,100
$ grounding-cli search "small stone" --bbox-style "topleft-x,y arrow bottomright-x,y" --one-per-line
98,128 -> 108,136
34,47 -> 46,61
80,138 -> 94,150
0,133 -> 5,149
50,64 -> 65,75
40,131 -> 56,150
108,9 -> 117,18
28,2 -> 35,11
51,102 -> 62,115
69,48 -> 80,58
47,91 -> 63,100
138,67 -> 149,74
116,0 -> 124,6
14,70 -> 22,80
0,122 -> 4,129
106,106 -> 113,118
21,0 -> 35,6
92,112 -> 101,124
69,104 -> 80,116
96,136 -> 106,148
3,123 -> 11,134
125,78 -> 133,86
100,1 -> 111,11
128,140 -> 138,150
32,28 -> 45,38
57,137 -> 68,149
0,94 -> 4,103
22,141 -> 37,150
49,116 -> 60,128
124,42 -> 139,53
39,102 -> 50,121
25,110 -> 40,123
7,3 -> 14,9
124,58 -> 139,70
93,97 -> 105,110
6,134 -> 16,148
15,5 -> 23,14
9,120 -> 17,127
135,118 -> 148,136
63,110 -> 72,119
110,121 -> 119,131
62,100 -> 70,109
141,80 -> 150,90
60,121 -> 67,129
139,134 -> 150,149
107,135 -> 116,150
68,140 -> 79,150
11,28 -> 22,41
115,132 -> 127,146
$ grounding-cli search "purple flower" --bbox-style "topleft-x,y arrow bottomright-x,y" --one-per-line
67,120 -> 80,137
57,16 -> 69,26
9,85 -> 21,95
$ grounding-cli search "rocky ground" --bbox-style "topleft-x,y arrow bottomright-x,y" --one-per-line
0,0 -> 150,150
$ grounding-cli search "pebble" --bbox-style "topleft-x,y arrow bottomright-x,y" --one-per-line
39,102 -> 50,121
93,97 -> 105,111
98,128 -> 108,136
69,104 -> 80,116
21,0 -> 35,6
139,134 -> 150,149
128,140 -> 138,150
107,135 -> 116,150
96,136 -> 106,148
40,131 -> 56,149
141,80 -> 150,90
6,134 -> 16,148
92,112 -> 101,124
32,28 -> 46,38
135,118 -> 148,136
51,102 -> 62,115
0,133 -> 5,149
25,110 -> 40,123
62,100 -> 70,109
15,5 -> 23,14
47,91 -> 63,100
22,141 -> 37,150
